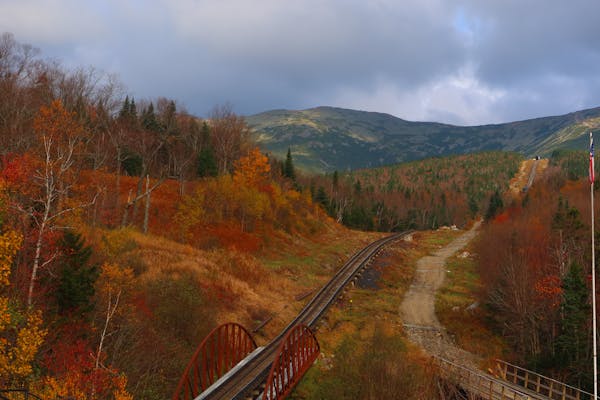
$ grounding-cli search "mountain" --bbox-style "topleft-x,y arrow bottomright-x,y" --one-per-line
245,106 -> 600,173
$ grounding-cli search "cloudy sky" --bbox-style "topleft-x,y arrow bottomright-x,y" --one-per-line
2,0 -> 600,125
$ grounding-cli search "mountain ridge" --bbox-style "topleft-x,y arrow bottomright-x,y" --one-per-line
246,105 -> 600,173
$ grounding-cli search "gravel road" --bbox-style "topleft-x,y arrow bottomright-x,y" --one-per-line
400,221 -> 482,369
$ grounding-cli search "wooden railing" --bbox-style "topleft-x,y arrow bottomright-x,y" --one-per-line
494,360 -> 593,400
435,357 -> 531,400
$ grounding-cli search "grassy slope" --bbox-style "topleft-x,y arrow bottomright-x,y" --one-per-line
435,243 -> 511,366
89,221 -> 384,346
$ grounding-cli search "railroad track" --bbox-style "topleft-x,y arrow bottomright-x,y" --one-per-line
198,231 -> 410,400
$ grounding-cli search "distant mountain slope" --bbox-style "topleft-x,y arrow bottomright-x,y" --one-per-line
246,106 -> 600,173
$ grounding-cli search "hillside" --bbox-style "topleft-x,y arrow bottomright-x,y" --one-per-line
246,106 -> 600,173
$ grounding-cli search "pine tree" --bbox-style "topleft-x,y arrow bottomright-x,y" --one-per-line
142,102 -> 161,132
555,262 -> 590,386
284,148 -> 296,180
197,147 -> 218,178
130,97 -> 137,120
485,189 -> 503,220
201,121 -> 211,148
118,96 -> 130,120
121,148 -> 143,176
468,196 -> 479,217
56,230 -> 99,315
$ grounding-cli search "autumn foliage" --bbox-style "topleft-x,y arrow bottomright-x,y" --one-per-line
306,151 -> 522,231
0,222 -> 46,387
475,165 -> 594,389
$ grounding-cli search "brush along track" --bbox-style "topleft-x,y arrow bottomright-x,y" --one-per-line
199,231 -> 410,400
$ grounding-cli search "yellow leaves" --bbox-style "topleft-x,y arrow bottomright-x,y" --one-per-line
97,263 -> 135,298
0,298 -> 9,332
1,310 -> 47,378
38,373 -> 133,400
175,187 -> 207,240
0,229 -> 46,385
98,228 -> 138,262
0,230 -> 22,288
0,229 -> 22,333
38,376 -> 88,400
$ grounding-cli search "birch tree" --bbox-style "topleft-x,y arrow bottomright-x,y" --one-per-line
24,100 -> 95,306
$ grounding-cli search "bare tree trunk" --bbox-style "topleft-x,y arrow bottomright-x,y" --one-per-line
28,218 -> 47,307
131,170 -> 145,223
143,175 -> 150,234
121,189 -> 133,227
93,286 -> 121,398
115,145 -> 121,210
122,179 -> 164,229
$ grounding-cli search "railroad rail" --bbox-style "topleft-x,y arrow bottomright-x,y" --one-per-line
176,231 -> 409,400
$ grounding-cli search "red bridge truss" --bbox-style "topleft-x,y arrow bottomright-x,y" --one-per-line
172,322 -> 257,400
263,324 -> 320,400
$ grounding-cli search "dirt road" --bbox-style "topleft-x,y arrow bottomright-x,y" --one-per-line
508,158 -> 549,197
400,221 -> 482,368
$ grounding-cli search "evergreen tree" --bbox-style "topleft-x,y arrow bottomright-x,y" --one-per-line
552,197 -> 584,238
485,189 -> 503,220
332,170 -> 339,190
468,196 -> 479,217
118,96 -> 130,120
284,148 -> 296,180
122,148 -> 143,176
197,147 -> 218,178
130,97 -> 137,119
555,262 -> 590,386
200,121 -> 211,148
56,230 -> 99,315
162,100 -> 178,135
315,186 -> 329,208
142,102 -> 161,132
118,96 -> 137,125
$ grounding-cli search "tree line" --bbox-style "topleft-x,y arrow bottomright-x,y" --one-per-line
295,151 -> 521,231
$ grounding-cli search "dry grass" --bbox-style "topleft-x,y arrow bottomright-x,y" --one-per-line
435,244 -> 511,364
83,218 -> 389,347
293,229 -> 461,398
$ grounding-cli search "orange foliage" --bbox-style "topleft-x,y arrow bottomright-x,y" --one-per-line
38,338 -> 132,400
0,153 -> 39,195
233,147 -> 271,190
33,99 -> 85,147
534,275 -> 562,307
208,224 -> 263,253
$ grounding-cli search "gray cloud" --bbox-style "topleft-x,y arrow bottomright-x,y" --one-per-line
1,0 -> 600,124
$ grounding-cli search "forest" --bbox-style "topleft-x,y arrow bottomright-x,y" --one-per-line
475,149 -> 596,390
0,32 -> 335,398
305,151 -> 521,231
